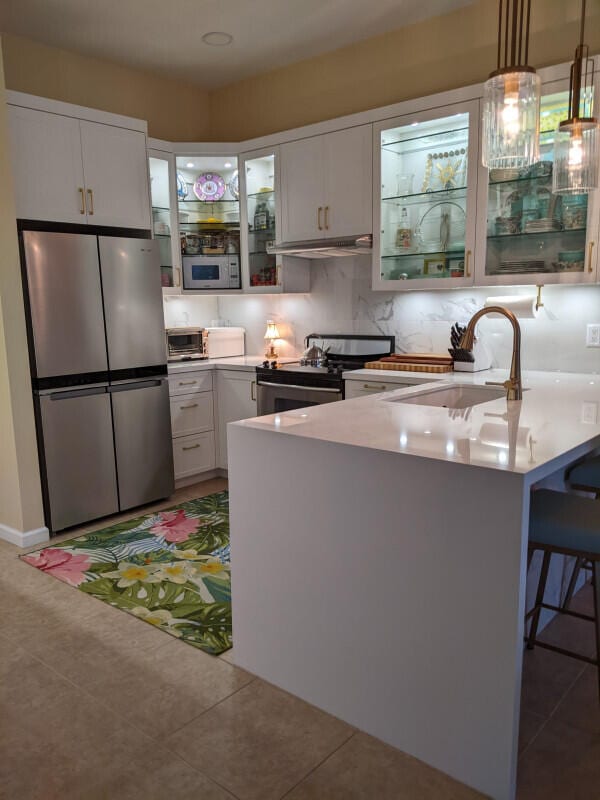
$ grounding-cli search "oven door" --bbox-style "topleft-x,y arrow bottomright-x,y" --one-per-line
167,330 -> 204,360
257,381 -> 342,415
182,256 -> 229,290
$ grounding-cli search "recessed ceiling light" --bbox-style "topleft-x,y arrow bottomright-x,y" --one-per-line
186,162 -> 195,168
202,31 -> 233,46
224,162 -> 232,168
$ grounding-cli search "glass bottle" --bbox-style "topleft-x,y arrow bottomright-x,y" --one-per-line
395,207 -> 412,250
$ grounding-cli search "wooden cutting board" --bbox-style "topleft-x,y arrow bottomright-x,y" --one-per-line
365,360 -> 454,373
380,353 -> 453,365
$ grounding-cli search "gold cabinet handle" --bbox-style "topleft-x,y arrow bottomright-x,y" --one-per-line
178,380 -> 198,386
465,249 -> 472,278
588,241 -> 595,273
182,443 -> 200,451
363,383 -> 387,391
251,380 -> 256,401
180,403 -> 199,409
324,206 -> 329,230
78,187 -> 86,215
317,206 -> 323,231
175,267 -> 181,287
87,188 -> 94,215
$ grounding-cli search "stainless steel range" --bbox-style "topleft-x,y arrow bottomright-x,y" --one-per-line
256,333 -> 395,416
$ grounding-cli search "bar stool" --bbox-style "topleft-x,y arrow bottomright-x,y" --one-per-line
527,488 -> 600,700
561,457 -> 600,608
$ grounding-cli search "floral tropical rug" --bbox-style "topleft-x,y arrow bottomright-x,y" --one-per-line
20,492 -> 232,654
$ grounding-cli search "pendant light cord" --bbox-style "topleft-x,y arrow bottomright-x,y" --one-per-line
579,0 -> 586,51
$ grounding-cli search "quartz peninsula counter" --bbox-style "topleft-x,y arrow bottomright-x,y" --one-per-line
227,370 -> 600,800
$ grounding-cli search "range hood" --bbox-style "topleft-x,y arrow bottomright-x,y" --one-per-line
267,234 -> 372,260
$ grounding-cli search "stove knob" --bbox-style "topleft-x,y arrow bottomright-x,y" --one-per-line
262,360 -> 270,368
327,364 -> 334,373
300,358 -> 307,366
271,360 -> 278,369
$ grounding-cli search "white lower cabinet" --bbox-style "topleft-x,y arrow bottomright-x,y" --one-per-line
345,378 -> 421,399
173,432 -> 216,479
168,369 -> 216,481
216,370 -> 257,470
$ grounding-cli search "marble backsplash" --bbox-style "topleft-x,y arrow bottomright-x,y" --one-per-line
163,256 -> 600,374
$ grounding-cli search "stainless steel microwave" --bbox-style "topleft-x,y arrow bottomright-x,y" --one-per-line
182,255 -> 241,290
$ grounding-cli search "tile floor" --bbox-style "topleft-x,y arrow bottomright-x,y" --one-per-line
0,478 -> 598,799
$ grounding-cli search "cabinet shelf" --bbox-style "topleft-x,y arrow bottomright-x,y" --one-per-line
487,226 -> 586,242
488,172 -> 553,187
382,185 -> 467,204
152,206 -> 170,212
248,225 -> 275,234
179,221 -> 240,228
382,126 -> 469,153
179,198 -> 239,204
381,248 -> 465,260
248,190 -> 274,198
154,233 -> 171,238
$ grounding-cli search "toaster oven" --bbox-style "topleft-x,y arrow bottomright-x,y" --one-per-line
166,328 -> 208,361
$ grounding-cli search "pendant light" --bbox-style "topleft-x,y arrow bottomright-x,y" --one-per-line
552,0 -> 599,195
482,0 -> 541,169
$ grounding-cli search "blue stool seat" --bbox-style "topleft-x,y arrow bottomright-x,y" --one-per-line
530,489 -> 600,556
568,457 -> 600,490
527,488 -> 600,700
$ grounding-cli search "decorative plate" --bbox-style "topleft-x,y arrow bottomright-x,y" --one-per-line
176,172 -> 188,200
229,170 -> 240,200
193,172 -> 226,202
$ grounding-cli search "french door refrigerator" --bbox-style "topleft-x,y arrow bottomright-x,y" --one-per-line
22,230 -> 174,533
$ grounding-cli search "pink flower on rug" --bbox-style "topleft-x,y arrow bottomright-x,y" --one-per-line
150,509 -> 198,543
22,548 -> 91,586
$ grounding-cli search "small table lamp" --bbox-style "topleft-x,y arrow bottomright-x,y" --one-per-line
264,320 -> 280,359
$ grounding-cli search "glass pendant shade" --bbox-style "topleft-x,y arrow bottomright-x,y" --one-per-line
553,119 -> 599,194
482,69 -> 541,168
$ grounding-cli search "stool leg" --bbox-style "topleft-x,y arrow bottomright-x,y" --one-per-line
562,556 -> 584,610
592,562 -> 600,703
527,550 -> 551,650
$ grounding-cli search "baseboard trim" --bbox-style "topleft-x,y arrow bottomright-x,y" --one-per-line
175,468 -> 227,490
0,523 -> 50,549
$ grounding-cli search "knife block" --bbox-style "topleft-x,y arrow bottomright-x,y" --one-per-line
454,337 -> 493,372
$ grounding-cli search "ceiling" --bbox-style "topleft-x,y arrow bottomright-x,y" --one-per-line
0,0 -> 474,90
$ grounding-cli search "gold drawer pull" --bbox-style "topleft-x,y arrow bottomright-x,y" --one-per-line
180,403 -> 199,409
324,205 -> 329,230
251,380 -> 256,401
465,249 -> 472,278
182,443 -> 200,451
78,187 -> 86,215
588,241 -> 595,273
363,383 -> 387,390
178,380 -> 197,386
317,206 -> 323,231
87,188 -> 94,215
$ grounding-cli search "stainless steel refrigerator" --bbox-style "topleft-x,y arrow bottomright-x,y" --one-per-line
22,230 -> 174,533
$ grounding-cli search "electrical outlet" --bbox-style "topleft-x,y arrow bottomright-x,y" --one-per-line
586,324 -> 600,347
582,401 -> 598,425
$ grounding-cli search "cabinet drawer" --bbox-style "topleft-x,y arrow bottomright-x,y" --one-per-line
345,380 -> 412,399
170,392 -> 214,438
173,431 -> 215,479
168,370 -> 213,396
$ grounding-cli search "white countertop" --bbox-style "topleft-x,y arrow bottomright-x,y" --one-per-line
234,369 -> 600,476
167,356 -> 299,373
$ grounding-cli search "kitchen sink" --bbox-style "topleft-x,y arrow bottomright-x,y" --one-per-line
385,384 -> 508,409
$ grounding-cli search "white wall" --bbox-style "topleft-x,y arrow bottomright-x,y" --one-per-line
165,257 -> 600,374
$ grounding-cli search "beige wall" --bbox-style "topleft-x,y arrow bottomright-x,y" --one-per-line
0,39 -> 45,534
209,0 -> 600,141
1,33 -> 211,141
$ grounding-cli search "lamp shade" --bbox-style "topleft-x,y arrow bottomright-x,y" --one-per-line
264,321 -> 280,340
482,70 -> 541,169
553,119 -> 599,194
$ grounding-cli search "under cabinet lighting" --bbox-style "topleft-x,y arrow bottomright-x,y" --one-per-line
224,162 -> 232,168
186,162 -> 195,168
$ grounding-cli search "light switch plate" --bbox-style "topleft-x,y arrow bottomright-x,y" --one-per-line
586,324 -> 600,347
582,401 -> 598,424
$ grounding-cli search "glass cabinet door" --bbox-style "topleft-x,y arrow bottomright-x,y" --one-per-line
373,101 -> 479,290
243,151 -> 279,290
148,152 -> 180,292
479,84 -> 598,285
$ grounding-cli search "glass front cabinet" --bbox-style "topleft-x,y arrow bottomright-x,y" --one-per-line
239,146 -> 309,294
148,149 -> 181,294
475,79 -> 599,286
373,100 -> 480,291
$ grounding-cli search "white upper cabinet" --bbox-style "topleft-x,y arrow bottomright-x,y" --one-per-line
79,121 -> 151,229
280,125 -> 372,242
8,106 -> 86,224
7,103 -> 151,229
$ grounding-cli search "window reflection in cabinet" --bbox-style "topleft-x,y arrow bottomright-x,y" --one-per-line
245,153 -> 278,288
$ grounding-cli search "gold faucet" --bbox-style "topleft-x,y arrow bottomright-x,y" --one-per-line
459,306 -> 522,401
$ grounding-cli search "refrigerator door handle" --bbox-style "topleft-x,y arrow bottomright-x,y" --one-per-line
108,379 -> 164,393
49,386 -> 108,401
